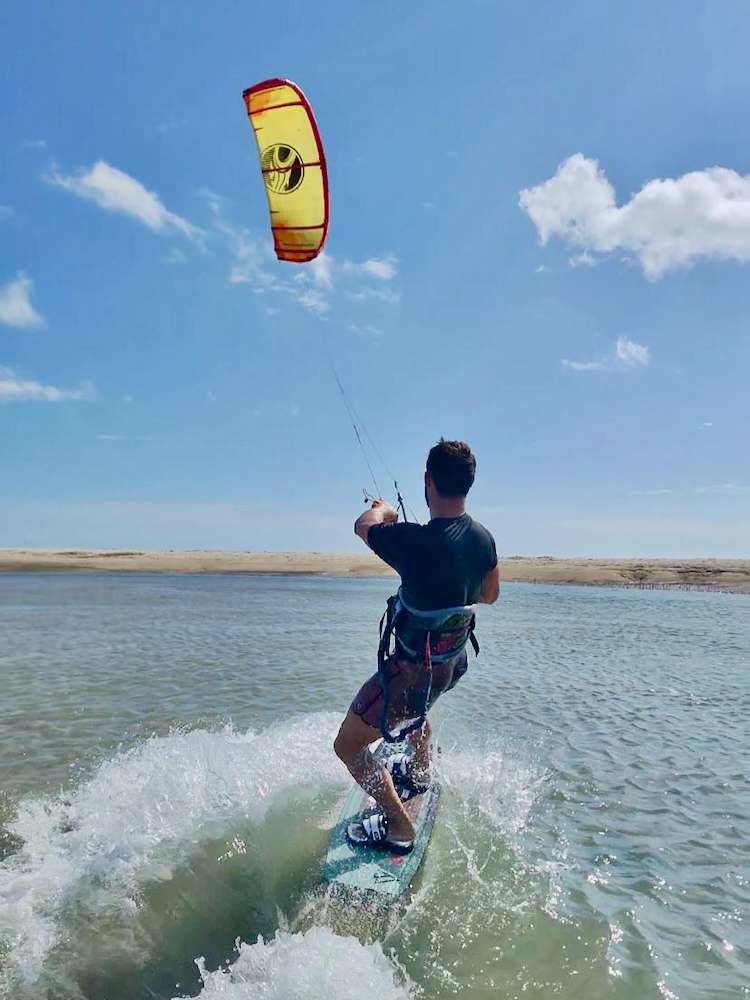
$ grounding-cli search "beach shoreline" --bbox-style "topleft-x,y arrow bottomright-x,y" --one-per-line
1,549 -> 748,593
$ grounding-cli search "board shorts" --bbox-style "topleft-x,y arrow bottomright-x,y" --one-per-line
350,649 -> 468,733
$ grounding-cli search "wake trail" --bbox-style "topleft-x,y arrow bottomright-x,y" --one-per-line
0,715 -> 545,1000
0,713 -> 348,984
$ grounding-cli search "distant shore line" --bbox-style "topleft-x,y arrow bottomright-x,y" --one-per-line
1,549 -> 749,594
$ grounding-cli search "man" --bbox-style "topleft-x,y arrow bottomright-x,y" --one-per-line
334,439 -> 499,853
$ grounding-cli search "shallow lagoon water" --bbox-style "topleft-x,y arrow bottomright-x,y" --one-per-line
0,573 -> 748,999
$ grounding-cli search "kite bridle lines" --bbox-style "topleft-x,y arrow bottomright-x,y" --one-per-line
330,363 -> 419,524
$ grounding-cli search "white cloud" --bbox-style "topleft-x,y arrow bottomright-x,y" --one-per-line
297,289 -> 329,314
202,190 -> 287,292
695,482 -> 750,496
344,255 -> 398,281
569,250 -> 597,268
361,255 -> 398,280
226,229 -> 272,286
616,336 -> 650,367
47,160 -> 201,241
631,483 -> 750,498
629,482 -> 750,499
0,366 -> 95,402
164,247 -> 187,265
630,488 -> 674,496
97,433 -> 148,441
347,286 -> 401,305
309,252 -> 333,289
0,273 -> 44,327
202,194 -> 400,318
348,323 -> 383,339
520,153 -> 750,278
561,359 -> 605,371
562,336 -> 650,372
154,117 -> 186,135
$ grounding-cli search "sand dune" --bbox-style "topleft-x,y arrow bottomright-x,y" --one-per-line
1,549 -> 748,592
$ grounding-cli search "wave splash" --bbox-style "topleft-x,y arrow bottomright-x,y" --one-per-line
0,713 -> 348,983
182,927 -> 412,1000
1,714 -> 544,999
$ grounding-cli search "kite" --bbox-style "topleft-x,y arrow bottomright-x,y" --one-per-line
242,78 -> 329,263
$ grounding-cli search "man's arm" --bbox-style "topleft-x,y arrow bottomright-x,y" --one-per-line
478,564 -> 500,604
354,498 -> 399,547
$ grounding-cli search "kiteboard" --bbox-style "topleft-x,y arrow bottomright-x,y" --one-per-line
323,739 -> 440,900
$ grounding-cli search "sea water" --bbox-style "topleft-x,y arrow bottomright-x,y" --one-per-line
0,573 -> 748,999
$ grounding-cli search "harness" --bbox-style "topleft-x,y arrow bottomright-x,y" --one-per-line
377,588 -> 479,742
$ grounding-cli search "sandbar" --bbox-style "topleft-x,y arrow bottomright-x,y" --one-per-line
0,549 -> 748,593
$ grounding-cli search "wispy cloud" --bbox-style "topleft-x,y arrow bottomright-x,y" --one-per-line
203,192 -> 333,314
362,255 -> 398,280
629,488 -> 674,496
164,247 -> 187,265
202,192 -> 401,317
0,273 -> 44,327
561,359 -> 605,371
154,117 -> 187,136
47,160 -> 202,241
202,189 -> 289,292
569,250 -> 597,268
0,366 -> 95,402
343,255 -> 398,281
521,153 -> 750,278
630,482 -> 749,498
296,289 -> 329,314
695,482 -> 750,496
348,322 -> 383,339
294,251 -> 400,311
347,285 -> 401,305
97,433 -> 148,441
562,336 -> 650,373
309,252 -> 333,289
615,336 -> 650,367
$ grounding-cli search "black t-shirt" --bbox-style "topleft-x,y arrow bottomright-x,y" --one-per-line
368,514 -> 497,610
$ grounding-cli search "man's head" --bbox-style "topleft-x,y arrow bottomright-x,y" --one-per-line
425,439 -> 476,509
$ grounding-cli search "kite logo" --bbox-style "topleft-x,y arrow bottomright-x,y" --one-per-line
261,144 -> 304,194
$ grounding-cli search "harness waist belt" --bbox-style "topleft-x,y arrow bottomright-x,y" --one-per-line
376,588 -> 480,743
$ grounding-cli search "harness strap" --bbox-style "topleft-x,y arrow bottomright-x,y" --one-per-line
469,616 -> 479,656
377,591 -> 478,743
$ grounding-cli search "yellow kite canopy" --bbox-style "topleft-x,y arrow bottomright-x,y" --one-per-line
242,78 -> 329,263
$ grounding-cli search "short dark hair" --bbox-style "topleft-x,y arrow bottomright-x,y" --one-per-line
426,439 -> 476,497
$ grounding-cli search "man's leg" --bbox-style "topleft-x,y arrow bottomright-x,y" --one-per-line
402,652 -> 466,782
334,710 -> 415,842
406,716 -> 431,783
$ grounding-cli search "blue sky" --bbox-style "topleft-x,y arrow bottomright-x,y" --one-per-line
1,1 -> 748,556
